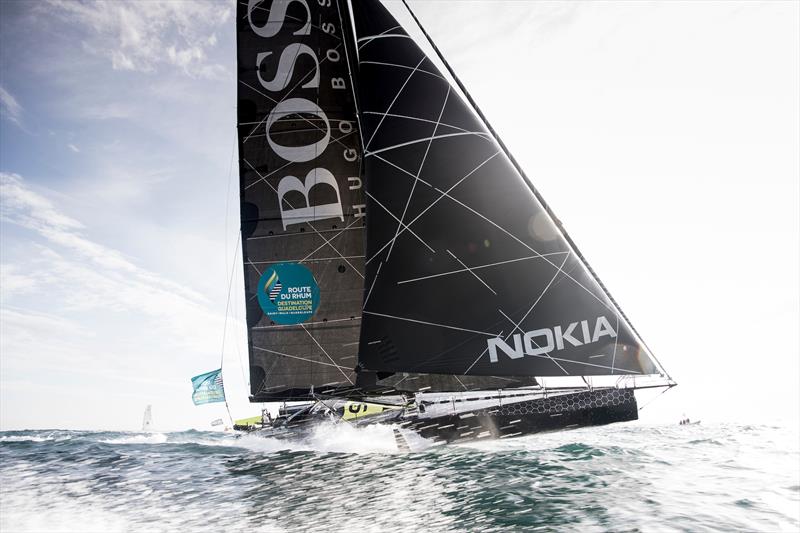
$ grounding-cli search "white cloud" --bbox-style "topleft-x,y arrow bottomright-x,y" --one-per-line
1,172 -> 84,231
0,85 -> 23,126
0,172 -> 207,303
67,143 -> 80,153
44,0 -> 232,79
0,265 -> 38,297
1,172 -> 249,429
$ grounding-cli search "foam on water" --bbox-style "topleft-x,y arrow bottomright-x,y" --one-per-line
1,423 -> 798,532
225,421 -> 398,454
100,433 -> 169,445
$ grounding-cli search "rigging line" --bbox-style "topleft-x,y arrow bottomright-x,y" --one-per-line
446,249 -> 496,295
337,0 -> 366,151
386,84 -> 450,261
240,41 -> 346,144
366,192 -> 435,253
357,33 -> 411,45
299,216 -> 363,262
241,123 -> 357,153
364,55 -> 426,150
247,259 -> 262,276
364,131 -> 491,157
452,375 -> 468,392
252,346 -> 353,370
253,316 -> 361,330
497,309 -> 568,376
612,313 -> 619,374
263,39 -> 344,108
428,183 -> 619,318
499,251 -> 572,347
355,24 -> 402,49
249,255 -> 365,264
363,311 -> 500,337
242,161 -> 364,278
365,151 -> 500,265
224,128 -> 236,277
362,110 -> 491,138
371,153 -> 434,187
638,383 -> 675,411
397,252 -> 569,285
219,233 -> 241,427
240,2 -> 342,40
360,61 -> 446,81
362,261 -> 383,308
243,130 -> 357,190
220,232 -> 242,373
530,353 -> 641,375
220,126 -> 240,421
401,0 -> 669,381
223,127 -> 249,388
462,252 -> 570,375
301,325 -> 354,384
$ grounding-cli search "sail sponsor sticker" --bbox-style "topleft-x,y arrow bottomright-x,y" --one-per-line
257,262 -> 320,325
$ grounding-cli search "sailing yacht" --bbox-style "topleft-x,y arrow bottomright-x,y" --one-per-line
142,405 -> 153,432
234,0 -> 674,445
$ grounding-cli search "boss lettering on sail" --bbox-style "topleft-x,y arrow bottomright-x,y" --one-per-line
247,0 -> 361,229
487,316 -> 617,363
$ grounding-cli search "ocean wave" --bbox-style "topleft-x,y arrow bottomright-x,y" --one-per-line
0,432 -> 73,443
229,421 -> 408,455
1,423 -> 798,532
99,433 -> 168,445
0,435 -> 54,443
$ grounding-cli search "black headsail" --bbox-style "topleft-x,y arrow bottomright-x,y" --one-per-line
237,0 -> 364,401
351,0 -> 666,383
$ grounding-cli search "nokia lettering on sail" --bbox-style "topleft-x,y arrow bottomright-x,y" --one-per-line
235,0 -> 675,443
487,316 -> 617,363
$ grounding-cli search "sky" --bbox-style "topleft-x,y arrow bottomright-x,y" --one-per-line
0,0 -> 797,431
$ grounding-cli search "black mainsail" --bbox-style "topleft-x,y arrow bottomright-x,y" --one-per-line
236,0 -> 671,406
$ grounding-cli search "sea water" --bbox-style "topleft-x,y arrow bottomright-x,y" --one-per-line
1,422 -> 798,532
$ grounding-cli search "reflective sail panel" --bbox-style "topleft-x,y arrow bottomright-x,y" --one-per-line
352,0 -> 660,379
237,0 -> 364,401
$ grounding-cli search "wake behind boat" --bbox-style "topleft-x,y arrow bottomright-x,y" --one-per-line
226,0 -> 675,446
235,385 -> 644,446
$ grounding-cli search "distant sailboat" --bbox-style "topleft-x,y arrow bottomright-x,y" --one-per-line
234,0 -> 675,445
142,405 -> 153,432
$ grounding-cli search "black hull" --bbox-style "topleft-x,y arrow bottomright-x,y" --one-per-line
401,389 -> 638,445
249,389 -> 637,447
